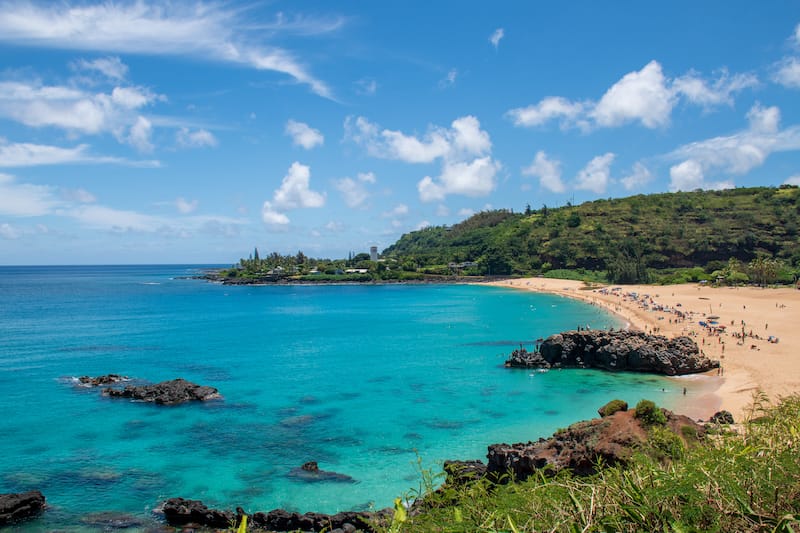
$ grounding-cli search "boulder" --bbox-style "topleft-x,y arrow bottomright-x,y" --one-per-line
709,410 -> 735,425
0,491 -> 45,526
505,330 -> 719,376
77,374 -> 130,387
160,497 -> 234,528
288,461 -> 357,483
103,378 -> 221,405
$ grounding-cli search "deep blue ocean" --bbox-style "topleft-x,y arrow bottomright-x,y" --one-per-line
0,265 -> 683,529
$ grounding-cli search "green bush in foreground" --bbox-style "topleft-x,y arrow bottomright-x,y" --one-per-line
384,394 -> 800,533
634,398 -> 667,426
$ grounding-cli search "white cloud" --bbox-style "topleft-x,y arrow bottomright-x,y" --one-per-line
261,201 -> 290,226
669,159 -> 704,191
273,162 -> 326,209
436,204 -> 450,217
418,157 -> 500,202
0,141 -> 88,167
672,69 -> 758,108
506,97 -> 586,129
325,220 -> 344,232
489,28 -> 504,49
346,116 -> 449,163
347,115 -> 500,201
0,2 -> 335,98
668,159 -> 734,191
575,153 -> 615,194
0,173 -> 59,216
126,116 -> 154,152
784,175 -> 800,186
415,220 -> 431,230
355,78 -> 377,96
176,197 -> 198,214
620,162 -> 653,190
357,171 -> 376,184
285,119 -> 324,149
0,79 -> 162,139
176,128 -> 218,148
522,151 -> 565,193
334,177 -> 370,208
73,56 -> 129,81
773,57 -> 800,89
458,207 -> 475,217
439,68 -> 458,88
747,102 -> 780,134
667,103 -> 800,184
508,61 -> 756,131
61,188 -> 96,203
0,222 -> 19,239
591,61 -> 674,128
383,204 -> 409,217
260,162 -> 325,225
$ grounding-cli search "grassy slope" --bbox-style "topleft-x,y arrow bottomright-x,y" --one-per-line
384,394 -> 800,533
383,186 -> 800,276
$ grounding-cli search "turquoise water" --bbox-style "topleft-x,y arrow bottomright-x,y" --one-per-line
0,265 -> 681,528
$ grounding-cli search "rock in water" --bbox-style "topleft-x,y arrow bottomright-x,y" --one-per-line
505,330 -> 719,375
160,497 -> 234,528
288,462 -> 357,483
77,374 -> 129,387
0,491 -> 46,526
103,378 -> 221,405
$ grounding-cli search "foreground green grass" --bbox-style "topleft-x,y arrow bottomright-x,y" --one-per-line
384,394 -> 800,533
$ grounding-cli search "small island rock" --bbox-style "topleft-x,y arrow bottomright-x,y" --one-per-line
505,330 -> 719,376
103,378 -> 221,405
288,462 -> 357,483
77,374 -> 130,387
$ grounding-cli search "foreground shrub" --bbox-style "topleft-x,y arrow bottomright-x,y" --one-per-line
598,399 -> 628,417
634,399 -> 667,426
387,394 -> 800,532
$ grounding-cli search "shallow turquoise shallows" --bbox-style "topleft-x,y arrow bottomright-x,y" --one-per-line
0,265 -> 682,527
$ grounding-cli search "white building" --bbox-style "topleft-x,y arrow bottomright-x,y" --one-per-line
370,246 -> 378,261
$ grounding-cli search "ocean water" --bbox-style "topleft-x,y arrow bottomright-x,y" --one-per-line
0,265 -> 683,529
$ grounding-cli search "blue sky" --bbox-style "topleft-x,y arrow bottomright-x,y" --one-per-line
1,1 -> 799,265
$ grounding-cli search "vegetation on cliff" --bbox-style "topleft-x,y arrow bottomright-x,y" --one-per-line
384,185 -> 800,284
385,394 -> 800,533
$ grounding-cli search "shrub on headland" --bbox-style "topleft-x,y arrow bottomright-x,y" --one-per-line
634,399 -> 667,426
385,394 -> 800,532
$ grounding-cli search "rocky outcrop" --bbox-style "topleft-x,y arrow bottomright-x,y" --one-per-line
77,374 -> 129,386
160,497 -> 391,532
103,378 -> 221,405
0,491 -> 46,526
709,410 -> 735,425
160,498 -> 233,528
288,461 -> 357,483
486,406 -> 704,480
505,330 -> 719,376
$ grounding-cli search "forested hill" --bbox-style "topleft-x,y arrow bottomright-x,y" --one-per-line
383,186 -> 800,281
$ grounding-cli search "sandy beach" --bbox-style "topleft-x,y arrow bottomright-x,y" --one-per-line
488,278 -> 799,421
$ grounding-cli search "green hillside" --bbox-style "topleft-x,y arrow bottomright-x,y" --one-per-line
383,186 -> 800,283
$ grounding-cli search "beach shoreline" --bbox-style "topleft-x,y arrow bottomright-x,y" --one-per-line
486,278 -> 799,422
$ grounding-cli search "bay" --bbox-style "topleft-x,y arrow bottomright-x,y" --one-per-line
0,265 -> 680,527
